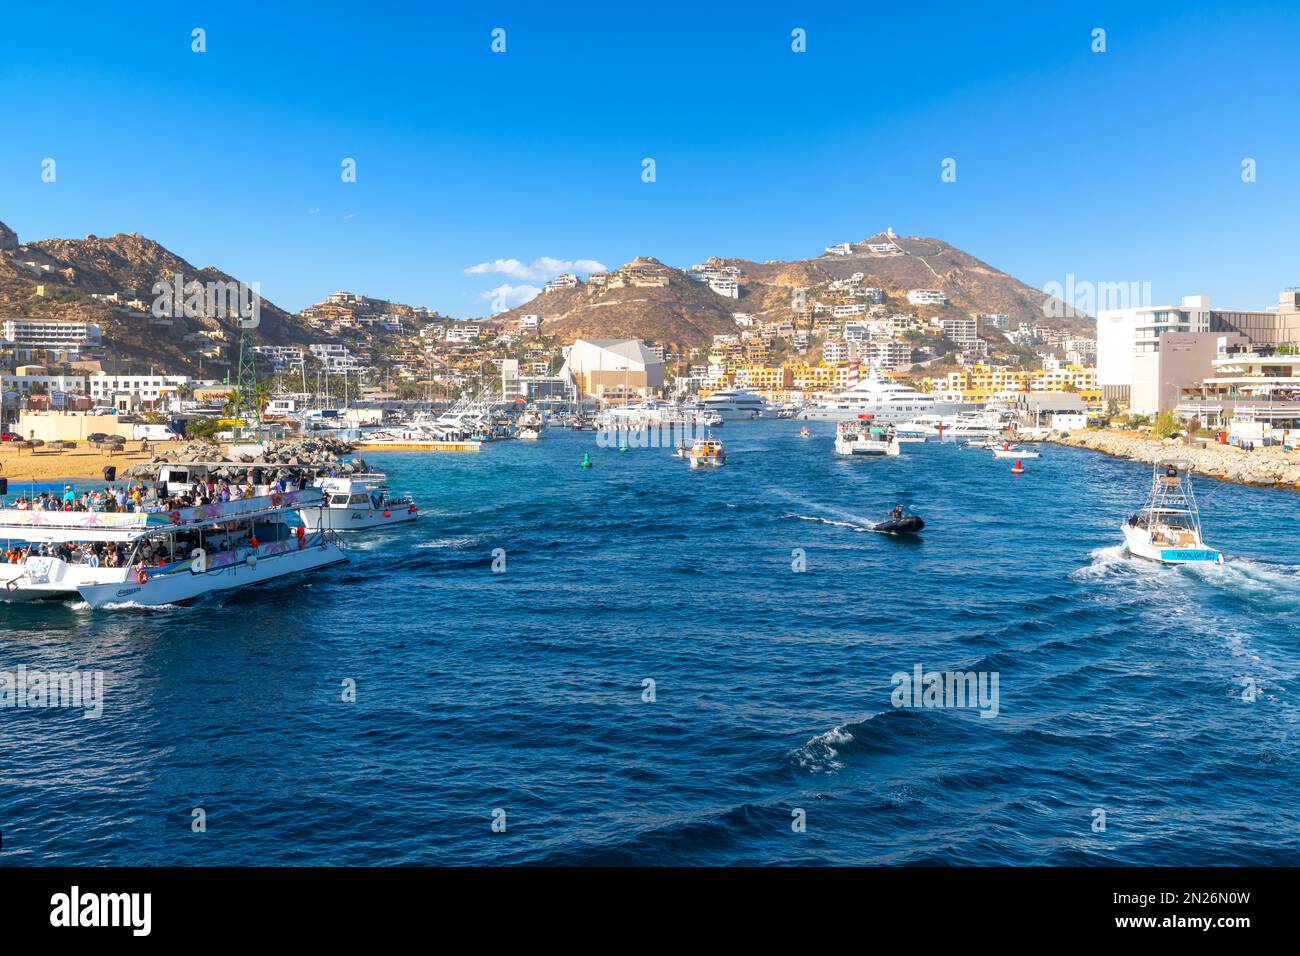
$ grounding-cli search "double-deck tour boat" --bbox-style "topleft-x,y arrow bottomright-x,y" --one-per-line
1,489 -> 346,607
834,417 -> 900,457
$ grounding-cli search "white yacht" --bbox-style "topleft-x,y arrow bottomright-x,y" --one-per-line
698,387 -> 768,421
1121,460 -> 1223,565
1,490 -> 347,606
802,378 -> 960,422
301,474 -> 418,531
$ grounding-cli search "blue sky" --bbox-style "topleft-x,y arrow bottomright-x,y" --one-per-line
2,1 -> 1297,318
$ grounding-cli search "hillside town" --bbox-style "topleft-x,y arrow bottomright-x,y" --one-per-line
2,218 -> 1298,457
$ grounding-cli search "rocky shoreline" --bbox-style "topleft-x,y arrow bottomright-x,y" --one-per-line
120,435 -> 368,482
1046,429 -> 1300,489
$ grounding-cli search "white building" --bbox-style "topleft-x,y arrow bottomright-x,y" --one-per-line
445,325 -> 482,343
938,318 -> 979,347
707,277 -> 739,299
978,313 -> 1011,331
88,374 -> 191,402
558,339 -> 666,399
907,289 -> 948,306
309,343 -> 361,371
519,314 -> 541,329
1,319 -> 102,348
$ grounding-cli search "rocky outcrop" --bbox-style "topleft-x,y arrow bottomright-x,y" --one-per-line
1048,429 -> 1300,489
0,219 -> 18,251
121,435 -> 368,481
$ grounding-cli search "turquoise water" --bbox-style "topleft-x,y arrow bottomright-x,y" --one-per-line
3,421 -> 1299,864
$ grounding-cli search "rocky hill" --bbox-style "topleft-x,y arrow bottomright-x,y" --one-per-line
0,219 -> 323,374
495,234 -> 1085,350
495,257 -> 742,351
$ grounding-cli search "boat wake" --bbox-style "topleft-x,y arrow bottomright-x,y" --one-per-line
783,512 -> 873,533
1185,558 -> 1300,607
1069,544 -> 1168,583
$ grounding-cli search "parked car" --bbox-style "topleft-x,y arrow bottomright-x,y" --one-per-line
0,432 -> 18,442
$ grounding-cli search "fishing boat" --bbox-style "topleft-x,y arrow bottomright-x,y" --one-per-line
1,490 -> 347,606
516,408 -> 544,441
686,437 -> 726,470
1121,459 -> 1223,565
301,473 -> 418,531
833,417 -> 900,457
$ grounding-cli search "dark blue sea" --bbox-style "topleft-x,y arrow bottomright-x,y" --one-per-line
3,421 -> 1299,865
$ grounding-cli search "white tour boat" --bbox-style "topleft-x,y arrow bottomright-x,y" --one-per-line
834,418 -> 901,457
1,490 -> 347,606
301,474 -> 418,531
686,437 -> 726,469
1121,460 -> 1223,565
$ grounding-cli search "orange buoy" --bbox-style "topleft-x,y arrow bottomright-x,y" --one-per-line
1011,459 -> 1024,475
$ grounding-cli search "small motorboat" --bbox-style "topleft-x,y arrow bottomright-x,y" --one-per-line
992,442 -> 1040,459
873,508 -> 924,535
799,426 -> 812,438
686,437 -> 726,470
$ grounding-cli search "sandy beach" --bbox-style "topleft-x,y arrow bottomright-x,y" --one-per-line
0,440 -> 167,486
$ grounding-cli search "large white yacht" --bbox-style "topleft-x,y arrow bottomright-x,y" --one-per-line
801,377 -> 960,422
699,387 -> 768,421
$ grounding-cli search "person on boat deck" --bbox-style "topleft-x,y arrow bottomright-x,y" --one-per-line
893,505 -> 905,522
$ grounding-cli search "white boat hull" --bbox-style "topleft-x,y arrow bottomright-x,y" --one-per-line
76,541 -> 348,607
688,456 -> 725,469
300,506 -> 418,531
834,439 -> 900,456
992,448 -> 1041,459
1,557 -> 127,602
1121,524 -> 1223,565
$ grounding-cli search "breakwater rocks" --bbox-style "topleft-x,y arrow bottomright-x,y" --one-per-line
1048,430 -> 1300,489
121,436 -> 368,481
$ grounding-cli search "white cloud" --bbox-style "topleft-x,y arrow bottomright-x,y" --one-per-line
465,256 -> 607,283
482,283 -> 542,313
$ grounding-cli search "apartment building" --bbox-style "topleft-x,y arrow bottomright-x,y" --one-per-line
2,319 -> 102,348
88,374 -> 191,402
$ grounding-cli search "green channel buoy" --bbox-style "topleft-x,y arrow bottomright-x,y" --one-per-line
581,451 -> 593,469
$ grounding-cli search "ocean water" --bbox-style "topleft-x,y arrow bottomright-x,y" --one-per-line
3,421 -> 1299,865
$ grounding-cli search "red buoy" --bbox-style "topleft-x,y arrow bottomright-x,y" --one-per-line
1011,459 -> 1024,475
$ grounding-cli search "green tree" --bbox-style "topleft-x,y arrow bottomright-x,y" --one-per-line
184,417 -> 222,439
1153,411 -> 1179,437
